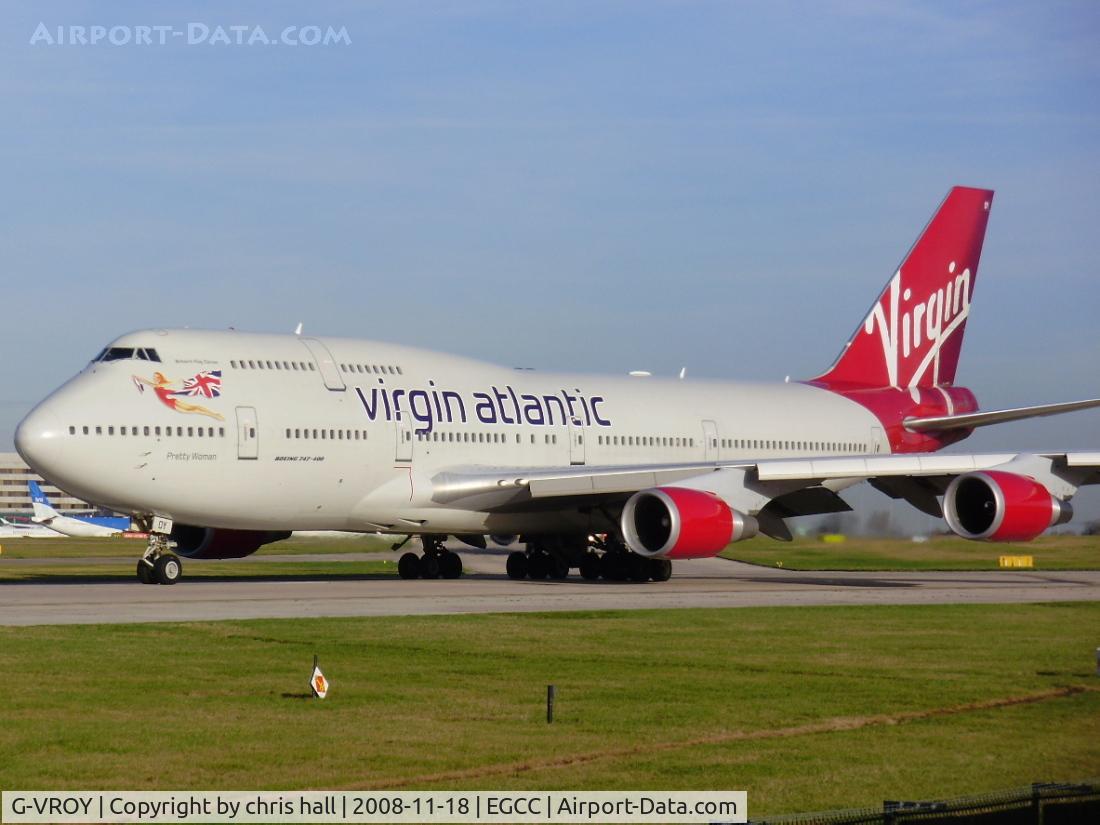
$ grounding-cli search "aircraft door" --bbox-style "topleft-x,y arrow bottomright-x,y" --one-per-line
236,406 -> 259,460
702,419 -> 719,461
568,418 -> 585,465
299,338 -> 346,391
395,414 -> 413,462
871,426 -> 884,454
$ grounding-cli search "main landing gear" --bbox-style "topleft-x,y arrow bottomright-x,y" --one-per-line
506,537 -> 673,583
397,535 -> 463,580
136,532 -> 183,585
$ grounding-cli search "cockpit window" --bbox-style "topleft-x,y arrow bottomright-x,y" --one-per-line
95,347 -> 161,363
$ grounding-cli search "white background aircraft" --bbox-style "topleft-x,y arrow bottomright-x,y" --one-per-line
27,481 -> 129,538
14,187 -> 1100,585
0,517 -> 55,539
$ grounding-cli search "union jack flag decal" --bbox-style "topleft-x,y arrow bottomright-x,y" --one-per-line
173,370 -> 222,399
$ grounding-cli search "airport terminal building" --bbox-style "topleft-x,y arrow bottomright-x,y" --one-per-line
0,452 -> 99,515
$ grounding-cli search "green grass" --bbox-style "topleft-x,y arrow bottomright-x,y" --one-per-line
0,535 -> 397,580
723,533 -> 1100,570
0,534 -> 393,560
0,559 -> 394,582
1,604 -> 1097,817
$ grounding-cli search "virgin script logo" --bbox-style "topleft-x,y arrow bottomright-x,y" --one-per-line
863,262 -> 971,387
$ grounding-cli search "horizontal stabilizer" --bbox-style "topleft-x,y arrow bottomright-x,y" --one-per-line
904,398 -> 1100,432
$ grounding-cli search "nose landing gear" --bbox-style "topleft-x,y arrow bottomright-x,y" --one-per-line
136,531 -> 182,585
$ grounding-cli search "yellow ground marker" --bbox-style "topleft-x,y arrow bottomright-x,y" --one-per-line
999,555 -> 1034,568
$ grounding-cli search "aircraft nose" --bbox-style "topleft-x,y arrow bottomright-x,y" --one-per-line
14,402 -> 66,478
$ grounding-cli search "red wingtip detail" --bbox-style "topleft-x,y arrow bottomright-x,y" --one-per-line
816,186 -> 994,389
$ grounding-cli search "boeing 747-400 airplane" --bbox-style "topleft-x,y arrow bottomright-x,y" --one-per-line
14,187 -> 1100,584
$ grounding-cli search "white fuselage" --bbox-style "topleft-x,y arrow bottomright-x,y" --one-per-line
16,329 -> 888,535
32,509 -> 124,538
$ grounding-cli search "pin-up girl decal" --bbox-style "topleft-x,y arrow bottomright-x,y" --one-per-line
132,371 -> 225,421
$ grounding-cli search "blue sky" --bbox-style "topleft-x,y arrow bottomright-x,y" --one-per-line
2,1 -> 1099,522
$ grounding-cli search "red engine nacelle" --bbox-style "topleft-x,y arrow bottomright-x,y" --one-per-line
943,471 -> 1072,542
169,525 -> 292,559
620,487 -> 758,559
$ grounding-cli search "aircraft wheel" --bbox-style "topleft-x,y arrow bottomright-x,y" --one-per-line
601,553 -> 628,582
154,554 -> 182,585
549,556 -> 570,580
136,560 -> 155,585
527,552 -> 551,580
397,552 -> 420,580
650,558 -> 673,582
440,552 -> 463,579
418,554 -> 441,579
579,553 -> 601,580
505,551 -> 528,580
627,554 -> 651,582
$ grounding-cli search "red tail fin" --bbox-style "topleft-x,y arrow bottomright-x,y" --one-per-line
815,186 -> 993,388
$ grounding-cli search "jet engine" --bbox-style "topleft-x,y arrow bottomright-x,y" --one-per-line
620,486 -> 758,559
943,471 -> 1072,542
169,525 -> 292,559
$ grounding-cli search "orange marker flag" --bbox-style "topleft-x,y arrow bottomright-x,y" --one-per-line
311,655 -> 329,699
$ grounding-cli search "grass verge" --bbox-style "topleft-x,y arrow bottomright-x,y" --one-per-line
723,534 -> 1100,570
1,603 -> 1097,816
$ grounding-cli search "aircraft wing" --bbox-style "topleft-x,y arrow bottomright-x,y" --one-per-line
429,451 -> 1100,518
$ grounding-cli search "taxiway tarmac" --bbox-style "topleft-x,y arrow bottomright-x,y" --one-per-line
2,552 -> 1099,626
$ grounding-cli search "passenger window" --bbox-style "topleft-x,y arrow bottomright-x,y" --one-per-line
69,426 -> 76,435
143,426 -> 150,436
249,427 -> 256,438
231,360 -> 238,369
108,426 -> 114,435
